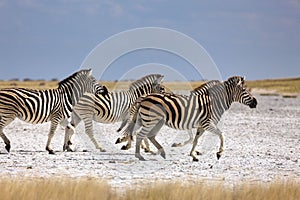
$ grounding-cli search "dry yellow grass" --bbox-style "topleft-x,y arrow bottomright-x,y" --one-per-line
124,180 -> 300,200
247,77 -> 300,94
0,178 -> 299,200
0,80 -> 58,90
0,77 -> 299,94
0,177 -> 115,200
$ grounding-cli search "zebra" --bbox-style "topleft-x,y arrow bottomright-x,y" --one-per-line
0,69 -> 108,154
63,74 -> 164,152
118,80 -> 220,152
122,76 -> 257,161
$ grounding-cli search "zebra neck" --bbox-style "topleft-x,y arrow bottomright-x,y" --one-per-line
224,82 -> 235,108
128,88 -> 150,103
58,82 -> 86,107
110,91 -> 132,109
211,95 -> 231,121
192,89 -> 232,124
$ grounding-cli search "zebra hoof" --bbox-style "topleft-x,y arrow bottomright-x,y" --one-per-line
171,143 -> 179,147
5,144 -> 11,152
66,147 -> 74,152
115,138 -> 122,144
139,158 -> 146,161
63,144 -> 68,151
135,154 -> 146,161
48,150 -> 55,155
100,149 -> 106,152
192,157 -> 199,162
144,148 -> 150,153
195,150 -> 202,155
160,151 -> 166,159
46,147 -> 55,155
216,152 -> 222,160
63,144 -> 73,152
121,145 -> 129,150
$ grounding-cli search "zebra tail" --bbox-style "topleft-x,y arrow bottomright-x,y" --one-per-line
122,97 -> 143,139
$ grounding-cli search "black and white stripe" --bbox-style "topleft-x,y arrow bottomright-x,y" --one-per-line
0,69 -> 108,154
123,76 -> 257,161
63,74 -> 164,152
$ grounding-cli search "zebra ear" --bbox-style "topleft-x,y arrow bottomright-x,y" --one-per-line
156,75 -> 164,84
87,69 -> 92,76
237,76 -> 245,86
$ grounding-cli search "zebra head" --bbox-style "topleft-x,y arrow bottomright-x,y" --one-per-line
129,74 -> 164,95
77,69 -> 108,96
228,76 -> 257,109
58,69 -> 108,105
153,84 -> 166,93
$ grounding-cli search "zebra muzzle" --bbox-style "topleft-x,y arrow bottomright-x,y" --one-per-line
249,98 -> 257,108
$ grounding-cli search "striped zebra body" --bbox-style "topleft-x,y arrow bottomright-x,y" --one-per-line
119,80 -> 220,151
0,69 -> 107,154
63,74 -> 164,152
124,76 -> 257,161
0,88 -> 59,124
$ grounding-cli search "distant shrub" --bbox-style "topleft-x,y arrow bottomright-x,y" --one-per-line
9,78 -> 19,81
10,82 -> 17,86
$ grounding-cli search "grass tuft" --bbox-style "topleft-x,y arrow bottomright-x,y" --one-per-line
124,181 -> 300,200
0,178 -> 299,200
0,177 -> 114,200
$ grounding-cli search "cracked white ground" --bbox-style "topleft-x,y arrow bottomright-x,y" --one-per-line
0,94 -> 299,188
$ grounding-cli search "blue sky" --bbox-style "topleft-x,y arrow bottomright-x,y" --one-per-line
0,0 -> 299,81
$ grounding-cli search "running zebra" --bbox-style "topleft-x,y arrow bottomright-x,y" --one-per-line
0,69 -> 108,154
119,80 -> 220,151
123,76 -> 257,161
63,74 -> 164,152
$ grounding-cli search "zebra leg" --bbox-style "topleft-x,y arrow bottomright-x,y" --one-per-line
46,121 -> 59,154
63,112 -> 81,151
64,126 -> 74,152
116,119 -> 134,148
120,120 -> 142,150
135,135 -> 145,161
0,127 -> 11,152
148,136 -> 166,159
190,127 -> 204,161
83,118 -> 106,152
141,138 -> 155,154
120,134 -> 132,150
145,119 -> 165,158
115,133 -> 128,145
209,127 -> 224,160
171,130 -> 194,147
0,116 -> 16,152
116,119 -> 128,132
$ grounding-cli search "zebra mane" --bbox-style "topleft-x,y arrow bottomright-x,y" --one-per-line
191,80 -> 222,95
129,74 -> 164,91
226,76 -> 245,86
58,69 -> 91,88
191,76 -> 245,96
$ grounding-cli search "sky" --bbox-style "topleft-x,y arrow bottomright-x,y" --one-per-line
0,0 -> 299,81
